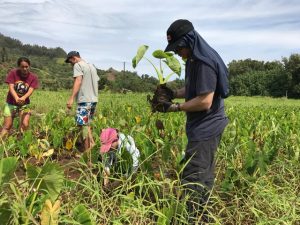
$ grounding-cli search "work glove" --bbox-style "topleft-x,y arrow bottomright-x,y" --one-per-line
155,101 -> 181,113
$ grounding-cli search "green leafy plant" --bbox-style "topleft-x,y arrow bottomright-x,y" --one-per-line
132,45 -> 181,84
0,156 -> 18,189
17,131 -> 34,156
73,204 -> 94,225
0,198 -> 12,224
26,162 -> 64,201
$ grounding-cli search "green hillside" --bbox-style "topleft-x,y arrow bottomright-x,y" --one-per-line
0,33 -> 172,92
0,33 -> 74,90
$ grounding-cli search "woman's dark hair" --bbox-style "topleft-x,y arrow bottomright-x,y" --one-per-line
17,57 -> 31,66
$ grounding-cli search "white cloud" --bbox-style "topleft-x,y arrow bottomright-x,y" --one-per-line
0,0 -> 299,75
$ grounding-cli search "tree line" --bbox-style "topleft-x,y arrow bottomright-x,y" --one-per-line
228,55 -> 300,98
1,33 -> 299,98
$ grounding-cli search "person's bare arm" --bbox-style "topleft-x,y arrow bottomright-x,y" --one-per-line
67,76 -> 82,109
179,92 -> 214,112
17,87 -> 34,105
8,84 -> 19,101
21,87 -> 34,99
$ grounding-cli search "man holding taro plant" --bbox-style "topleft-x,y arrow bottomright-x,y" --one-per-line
65,51 -> 99,163
134,19 -> 229,223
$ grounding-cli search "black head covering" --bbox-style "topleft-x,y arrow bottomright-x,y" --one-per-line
178,30 -> 229,97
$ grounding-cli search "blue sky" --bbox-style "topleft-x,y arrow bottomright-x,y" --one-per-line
1,0 -> 300,78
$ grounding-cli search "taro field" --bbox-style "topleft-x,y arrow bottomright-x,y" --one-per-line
0,89 -> 299,225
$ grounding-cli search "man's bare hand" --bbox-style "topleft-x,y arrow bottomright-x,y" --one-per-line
67,97 -> 74,109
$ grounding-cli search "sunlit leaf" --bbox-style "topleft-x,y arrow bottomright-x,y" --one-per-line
125,192 -> 135,200
152,50 -> 171,59
40,199 -> 61,225
163,56 -> 181,76
42,149 -> 54,157
65,139 -> 73,151
132,45 -> 149,68
39,139 -> 50,150
135,116 -> 141,124
155,138 -> 165,145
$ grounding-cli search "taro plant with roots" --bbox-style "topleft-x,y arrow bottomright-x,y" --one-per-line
132,45 -> 182,112
132,45 -> 181,84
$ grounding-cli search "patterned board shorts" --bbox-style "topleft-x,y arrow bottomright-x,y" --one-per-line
3,103 -> 31,117
75,102 -> 97,126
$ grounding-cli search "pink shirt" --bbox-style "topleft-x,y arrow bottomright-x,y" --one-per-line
5,69 -> 39,105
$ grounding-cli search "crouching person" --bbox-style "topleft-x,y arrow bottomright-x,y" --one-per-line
100,128 -> 140,187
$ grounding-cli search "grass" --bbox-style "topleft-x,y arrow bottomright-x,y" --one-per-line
0,90 -> 300,224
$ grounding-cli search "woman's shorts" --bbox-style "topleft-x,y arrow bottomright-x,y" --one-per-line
3,103 -> 31,117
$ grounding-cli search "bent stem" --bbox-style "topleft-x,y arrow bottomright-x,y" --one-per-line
144,57 -> 165,84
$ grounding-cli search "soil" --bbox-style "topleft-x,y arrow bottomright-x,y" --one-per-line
14,153 -> 91,181
12,141 -> 177,192
147,84 -> 174,112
